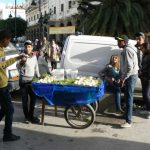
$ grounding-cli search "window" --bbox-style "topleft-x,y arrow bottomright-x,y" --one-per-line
68,1 -> 71,9
61,4 -> 64,12
54,7 -> 56,14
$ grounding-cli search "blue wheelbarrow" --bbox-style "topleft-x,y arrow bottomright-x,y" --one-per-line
32,81 -> 105,129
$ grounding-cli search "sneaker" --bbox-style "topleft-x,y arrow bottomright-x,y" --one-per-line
121,122 -> 132,128
3,134 -> 20,142
29,116 -> 40,124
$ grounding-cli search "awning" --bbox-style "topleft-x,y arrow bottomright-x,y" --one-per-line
49,26 -> 75,34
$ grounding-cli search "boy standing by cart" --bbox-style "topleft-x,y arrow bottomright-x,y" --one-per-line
17,40 -> 40,124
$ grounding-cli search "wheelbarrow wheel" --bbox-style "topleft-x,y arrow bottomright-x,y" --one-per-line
64,104 -> 95,129
90,101 -> 99,112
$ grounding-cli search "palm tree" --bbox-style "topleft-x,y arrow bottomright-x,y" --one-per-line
78,0 -> 150,37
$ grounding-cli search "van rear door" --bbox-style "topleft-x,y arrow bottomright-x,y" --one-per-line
61,35 -> 121,76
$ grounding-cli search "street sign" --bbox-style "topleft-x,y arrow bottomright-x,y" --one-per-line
49,26 -> 75,34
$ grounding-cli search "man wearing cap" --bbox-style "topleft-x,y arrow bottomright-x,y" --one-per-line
17,40 -> 40,124
134,32 -> 147,113
115,35 -> 139,128
0,29 -> 24,142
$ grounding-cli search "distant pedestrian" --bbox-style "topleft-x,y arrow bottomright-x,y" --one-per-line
33,39 -> 41,58
115,35 -> 139,128
0,29 -> 24,142
50,39 -> 61,70
17,40 -> 40,124
41,37 -> 51,62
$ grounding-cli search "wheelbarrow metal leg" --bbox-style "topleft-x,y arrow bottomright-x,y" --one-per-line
54,105 -> 57,116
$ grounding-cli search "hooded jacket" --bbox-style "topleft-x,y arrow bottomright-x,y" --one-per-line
120,43 -> 139,80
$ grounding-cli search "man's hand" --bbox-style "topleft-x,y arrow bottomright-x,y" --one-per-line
16,54 -> 27,65
16,54 -> 26,60
120,79 -> 125,87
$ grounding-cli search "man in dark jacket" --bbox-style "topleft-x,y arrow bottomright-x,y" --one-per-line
135,32 -> 148,114
139,43 -> 150,119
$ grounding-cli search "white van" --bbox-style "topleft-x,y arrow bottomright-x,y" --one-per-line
60,35 -> 141,94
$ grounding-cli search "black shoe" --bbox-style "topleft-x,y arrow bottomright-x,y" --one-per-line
29,116 -> 40,124
3,134 -> 20,142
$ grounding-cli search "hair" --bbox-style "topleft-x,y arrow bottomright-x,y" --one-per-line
0,29 -> 12,41
109,54 -> 120,70
135,32 -> 145,39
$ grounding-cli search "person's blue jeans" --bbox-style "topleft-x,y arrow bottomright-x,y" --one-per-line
19,81 -> 37,119
106,84 -> 122,111
124,74 -> 138,124
0,86 -> 14,136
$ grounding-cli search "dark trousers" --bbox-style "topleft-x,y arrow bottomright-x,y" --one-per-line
0,86 -> 14,136
141,79 -> 150,111
19,82 -> 36,119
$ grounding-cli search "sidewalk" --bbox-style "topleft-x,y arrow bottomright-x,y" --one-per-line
0,99 -> 150,150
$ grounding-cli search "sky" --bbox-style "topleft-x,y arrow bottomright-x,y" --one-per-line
1,0 -> 25,4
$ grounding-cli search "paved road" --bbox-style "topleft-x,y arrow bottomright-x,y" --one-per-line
0,95 -> 150,150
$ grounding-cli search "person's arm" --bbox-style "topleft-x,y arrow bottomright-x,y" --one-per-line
0,55 -> 23,69
99,67 -> 107,79
124,48 -> 134,80
99,65 -> 114,84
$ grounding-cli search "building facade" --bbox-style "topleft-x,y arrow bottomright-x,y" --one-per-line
25,0 -> 79,43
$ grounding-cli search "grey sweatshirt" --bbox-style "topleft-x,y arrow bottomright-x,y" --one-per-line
17,54 -> 40,81
120,43 -> 139,80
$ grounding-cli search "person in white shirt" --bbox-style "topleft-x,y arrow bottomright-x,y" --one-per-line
17,40 -> 40,124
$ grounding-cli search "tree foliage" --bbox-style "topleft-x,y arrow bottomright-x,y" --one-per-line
78,0 -> 150,37
0,17 -> 27,38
